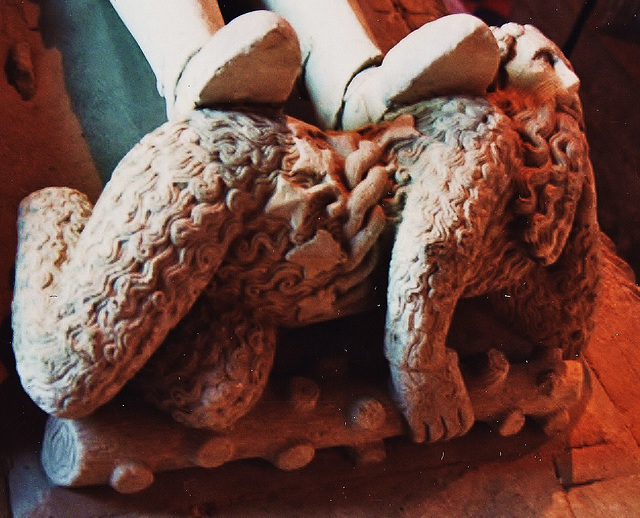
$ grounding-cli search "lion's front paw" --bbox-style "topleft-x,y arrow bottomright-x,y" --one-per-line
390,350 -> 474,443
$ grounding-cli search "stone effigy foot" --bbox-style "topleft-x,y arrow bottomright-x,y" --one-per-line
341,13 -> 501,129
172,10 -> 301,119
109,2 -> 301,119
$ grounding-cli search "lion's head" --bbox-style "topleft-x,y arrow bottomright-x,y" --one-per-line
490,22 -> 594,265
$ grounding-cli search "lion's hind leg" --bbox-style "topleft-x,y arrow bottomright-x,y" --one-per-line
478,258 -> 599,433
136,299 -> 277,431
488,249 -> 600,362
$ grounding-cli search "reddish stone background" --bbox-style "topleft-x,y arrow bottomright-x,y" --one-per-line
0,1 -> 102,323
0,0 -> 166,332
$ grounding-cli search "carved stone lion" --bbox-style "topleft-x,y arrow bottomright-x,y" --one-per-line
12,23 -> 600,444
12,109 -> 417,427
381,23 -> 600,442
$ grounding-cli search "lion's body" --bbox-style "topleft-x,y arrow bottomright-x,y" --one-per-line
12,86 -> 600,436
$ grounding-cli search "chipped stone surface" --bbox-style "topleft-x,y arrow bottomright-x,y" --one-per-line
112,1 -> 302,119
342,13 -> 500,129
567,475 -> 640,517
553,253 -> 640,490
109,0 -> 225,115
556,443 -> 640,488
285,229 -> 347,278
262,0 -> 383,129
584,244 -> 640,445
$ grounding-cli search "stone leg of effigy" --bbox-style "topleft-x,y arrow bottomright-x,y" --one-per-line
109,0 -> 301,119
260,1 -> 500,129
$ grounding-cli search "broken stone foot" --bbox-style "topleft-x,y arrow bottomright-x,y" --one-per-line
172,11 -> 301,119
341,13 -> 501,129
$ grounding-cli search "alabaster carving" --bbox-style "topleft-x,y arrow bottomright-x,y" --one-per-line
13,22 -> 600,447
261,4 -> 501,129
12,110 -> 416,427
42,352 -> 587,492
340,13 -> 500,130
11,18 -> 602,493
112,1 -> 501,130
109,2 -> 301,119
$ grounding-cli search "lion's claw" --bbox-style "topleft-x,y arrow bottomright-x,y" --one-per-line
407,398 -> 474,443
390,353 -> 474,443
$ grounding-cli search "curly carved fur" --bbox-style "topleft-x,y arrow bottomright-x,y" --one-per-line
13,111 -> 291,418
385,90 -> 599,360
379,83 -> 599,441
12,108 -> 411,427
12,42 -> 600,436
